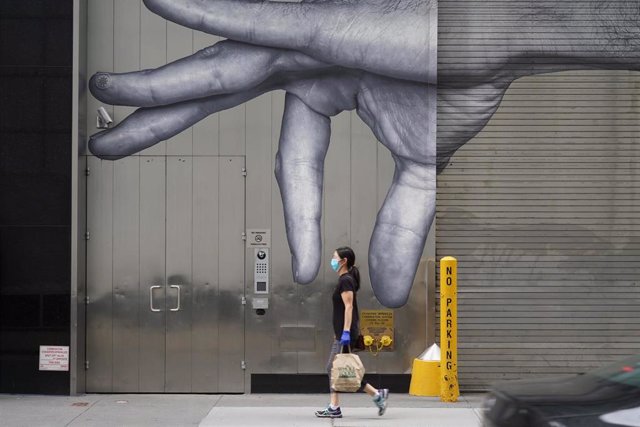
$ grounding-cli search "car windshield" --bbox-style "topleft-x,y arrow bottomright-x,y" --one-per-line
588,355 -> 640,388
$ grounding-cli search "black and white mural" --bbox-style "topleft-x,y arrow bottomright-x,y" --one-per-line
88,0 -> 640,308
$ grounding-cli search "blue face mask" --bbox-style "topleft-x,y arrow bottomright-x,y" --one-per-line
330,259 -> 340,272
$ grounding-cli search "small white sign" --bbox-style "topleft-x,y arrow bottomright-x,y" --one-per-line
247,229 -> 271,248
39,346 -> 69,371
252,297 -> 269,310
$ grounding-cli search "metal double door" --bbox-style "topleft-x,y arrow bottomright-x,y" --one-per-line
86,155 -> 245,393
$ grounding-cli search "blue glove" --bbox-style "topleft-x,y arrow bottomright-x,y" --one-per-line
340,331 -> 351,346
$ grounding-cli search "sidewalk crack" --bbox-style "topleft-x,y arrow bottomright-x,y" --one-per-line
65,397 -> 103,426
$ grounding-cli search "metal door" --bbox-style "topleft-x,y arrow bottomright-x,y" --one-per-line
86,155 -> 246,393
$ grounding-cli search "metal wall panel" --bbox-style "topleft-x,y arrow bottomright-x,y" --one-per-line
111,156 -> 141,391
85,1 -> 429,391
139,156 -> 166,391
240,88 -> 427,379
318,111 -> 352,366
165,156 -> 193,392
113,0 -> 139,156
244,95 -> 273,376
72,0 -> 89,394
436,70 -> 640,389
74,146 -> 88,393
374,133 -> 417,374
218,157 -> 246,392
86,157 -> 114,392
85,0 -> 113,154
166,22 -> 193,156
374,142 -> 397,376
220,106 -> 246,157
292,108 -> 352,373
324,112 -> 351,247
193,33 -> 221,156
139,3 -> 167,156
348,112 -> 382,374
267,91 -> 297,374
192,156 -> 220,392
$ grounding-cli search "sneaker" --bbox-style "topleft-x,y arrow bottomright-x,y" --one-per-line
373,389 -> 389,416
314,406 -> 342,418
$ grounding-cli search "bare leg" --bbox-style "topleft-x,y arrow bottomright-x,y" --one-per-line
331,385 -> 378,407
330,392 -> 339,407
363,383 -> 378,397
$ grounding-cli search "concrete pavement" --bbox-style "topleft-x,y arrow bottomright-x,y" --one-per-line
0,393 -> 485,427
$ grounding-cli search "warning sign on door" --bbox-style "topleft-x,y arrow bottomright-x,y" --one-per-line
246,229 -> 271,248
39,346 -> 69,371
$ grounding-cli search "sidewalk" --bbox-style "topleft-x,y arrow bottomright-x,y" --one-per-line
0,393 -> 482,427
0,393 -> 485,427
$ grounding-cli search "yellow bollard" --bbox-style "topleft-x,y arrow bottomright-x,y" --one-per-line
440,256 -> 460,402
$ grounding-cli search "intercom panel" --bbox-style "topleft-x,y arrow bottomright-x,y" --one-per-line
254,248 -> 269,294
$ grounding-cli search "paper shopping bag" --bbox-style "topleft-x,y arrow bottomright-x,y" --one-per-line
330,352 -> 365,392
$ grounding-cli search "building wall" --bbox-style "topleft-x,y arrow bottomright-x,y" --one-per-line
5,0 -> 637,394
83,0 -> 430,392
0,0 -> 73,394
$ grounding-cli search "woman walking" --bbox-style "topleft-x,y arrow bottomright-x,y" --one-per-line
315,246 -> 389,418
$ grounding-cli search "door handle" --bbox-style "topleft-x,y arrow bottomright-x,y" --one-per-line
150,285 -> 162,312
170,285 -> 181,312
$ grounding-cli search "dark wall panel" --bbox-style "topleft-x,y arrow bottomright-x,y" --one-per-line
0,0 -> 73,394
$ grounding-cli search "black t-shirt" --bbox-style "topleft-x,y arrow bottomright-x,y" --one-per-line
332,272 -> 359,340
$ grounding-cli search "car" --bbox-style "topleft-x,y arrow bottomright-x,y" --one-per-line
482,354 -> 640,427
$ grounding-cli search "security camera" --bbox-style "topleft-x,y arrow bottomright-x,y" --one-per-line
96,106 -> 113,129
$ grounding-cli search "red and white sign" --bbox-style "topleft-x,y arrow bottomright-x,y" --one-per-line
39,346 -> 69,371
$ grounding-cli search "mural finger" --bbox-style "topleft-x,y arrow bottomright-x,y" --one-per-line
89,89 -> 264,159
142,0 -> 434,83
90,41 -> 327,108
436,82 -> 510,173
369,157 -> 435,308
275,93 -> 331,284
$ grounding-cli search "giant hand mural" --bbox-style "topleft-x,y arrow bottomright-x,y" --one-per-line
88,0 -> 639,308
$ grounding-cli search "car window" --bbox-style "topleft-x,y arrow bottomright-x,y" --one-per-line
588,355 -> 640,388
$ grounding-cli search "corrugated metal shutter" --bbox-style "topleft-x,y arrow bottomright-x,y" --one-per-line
437,0 -> 640,390
436,69 -> 640,390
